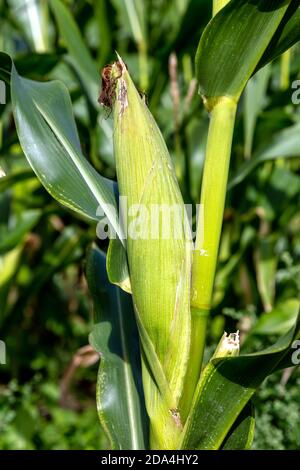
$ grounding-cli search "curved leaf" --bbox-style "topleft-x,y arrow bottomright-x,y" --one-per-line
0,209 -> 41,254
244,65 -> 271,159
196,0 -> 291,103
0,169 -> 35,192
0,246 -> 22,322
87,245 -> 148,450
228,122 -> 300,189
7,0 -> 49,52
258,1 -> 300,69
221,401 -> 255,450
0,52 -> 59,84
0,52 -> 12,84
11,62 -> 121,238
180,314 -> 300,449
50,0 -> 99,101
107,237 -> 131,294
250,299 -> 300,337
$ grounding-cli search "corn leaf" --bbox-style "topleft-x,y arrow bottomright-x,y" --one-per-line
123,0 -> 147,47
93,0 -> 112,67
196,0 -> 292,103
244,65 -> 271,159
107,237 -> 131,294
0,52 -> 12,83
249,299 -> 300,337
87,245 -> 148,450
220,402 -> 255,450
0,209 -> 41,254
228,122 -> 300,189
254,236 -> 278,312
11,62 -> 121,238
49,0 -> 99,101
0,246 -> 22,322
180,314 -> 300,449
7,0 -> 49,52
5,227 -> 84,326
0,169 -> 35,192
258,0 -> 300,69
0,52 -> 59,85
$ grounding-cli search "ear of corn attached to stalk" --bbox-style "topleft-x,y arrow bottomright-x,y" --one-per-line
102,57 -> 193,449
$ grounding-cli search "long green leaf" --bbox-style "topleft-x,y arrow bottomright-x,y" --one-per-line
107,237 -> 131,294
0,209 -> 41,254
8,0 -> 49,52
255,235 -> 278,312
196,0 -> 291,104
258,1 -> 300,69
123,0 -> 147,47
0,246 -> 22,322
221,402 -> 255,450
0,169 -> 35,192
0,52 -> 12,84
11,62 -> 121,238
249,299 -> 300,337
0,52 -> 59,85
244,65 -> 271,159
180,314 -> 300,449
50,0 -> 99,101
229,122 -> 300,189
87,245 -> 148,450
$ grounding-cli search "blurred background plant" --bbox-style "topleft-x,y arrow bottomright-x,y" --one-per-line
0,0 -> 299,449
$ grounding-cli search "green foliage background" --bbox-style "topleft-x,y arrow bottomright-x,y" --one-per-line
0,0 -> 299,449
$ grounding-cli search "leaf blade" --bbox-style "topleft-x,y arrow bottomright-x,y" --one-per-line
87,245 -> 148,450
50,0 -> 99,101
180,314 -> 300,449
196,0 -> 291,103
228,122 -> 300,189
11,63 -> 121,240
221,401 -> 255,450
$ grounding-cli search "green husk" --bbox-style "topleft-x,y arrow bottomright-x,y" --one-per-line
109,57 -> 193,448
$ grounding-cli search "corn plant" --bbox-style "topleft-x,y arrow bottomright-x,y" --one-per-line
1,0 -> 300,450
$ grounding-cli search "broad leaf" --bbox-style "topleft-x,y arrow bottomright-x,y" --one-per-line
196,0 -> 291,103
180,314 -> 300,449
244,65 -> 271,159
87,245 -> 148,450
50,0 -> 99,102
228,122 -> 300,189
0,52 -> 58,84
258,1 -> 300,69
213,226 -> 255,307
0,209 -> 41,254
255,235 -> 277,312
123,0 -> 147,48
5,226 -> 84,325
250,299 -> 300,337
0,52 -> 13,84
0,246 -> 22,323
0,169 -> 35,192
107,237 -> 131,294
7,0 -> 49,52
221,401 -> 255,450
11,62 -> 121,237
